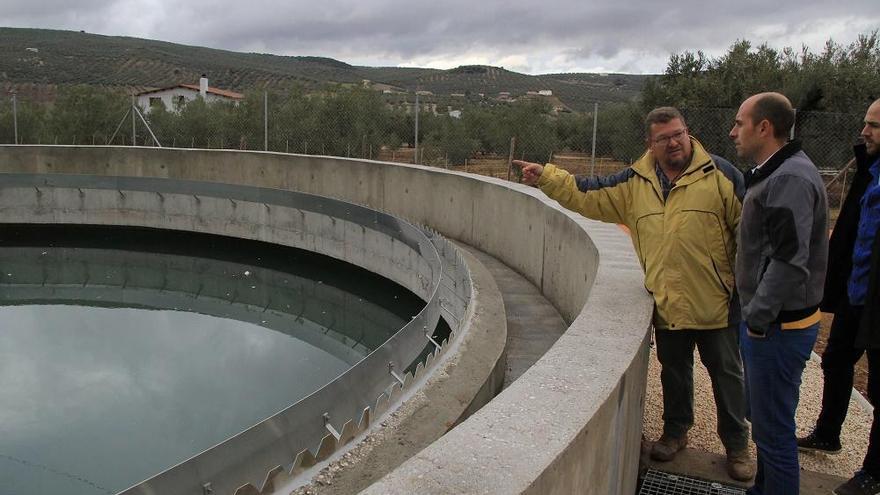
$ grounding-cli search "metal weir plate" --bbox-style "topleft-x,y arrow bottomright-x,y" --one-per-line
639,470 -> 746,495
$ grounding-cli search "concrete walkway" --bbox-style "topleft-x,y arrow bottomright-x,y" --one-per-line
461,246 -> 568,389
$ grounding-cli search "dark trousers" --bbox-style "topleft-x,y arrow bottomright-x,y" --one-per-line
741,321 -> 818,495
815,303 -> 880,475
655,326 -> 749,452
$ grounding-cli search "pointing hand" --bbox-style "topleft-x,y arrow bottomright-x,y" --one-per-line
513,160 -> 544,186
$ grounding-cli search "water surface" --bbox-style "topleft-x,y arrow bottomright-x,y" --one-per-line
0,224 -> 423,494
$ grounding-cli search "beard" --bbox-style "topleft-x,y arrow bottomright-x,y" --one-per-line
666,150 -> 689,170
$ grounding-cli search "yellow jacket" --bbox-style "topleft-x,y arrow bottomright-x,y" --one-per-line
538,139 -> 743,330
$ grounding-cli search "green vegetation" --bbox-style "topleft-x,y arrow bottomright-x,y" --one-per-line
641,32 -> 880,168
643,32 -> 880,112
0,84 -> 583,162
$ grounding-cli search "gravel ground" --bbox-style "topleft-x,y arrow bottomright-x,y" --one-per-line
642,338 -> 873,477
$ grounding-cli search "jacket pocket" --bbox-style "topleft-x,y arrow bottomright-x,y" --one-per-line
711,257 -> 732,297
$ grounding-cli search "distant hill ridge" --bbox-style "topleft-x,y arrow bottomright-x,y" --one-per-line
0,27 -> 652,111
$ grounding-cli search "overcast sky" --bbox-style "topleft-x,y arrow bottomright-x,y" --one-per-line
3,0 -> 879,74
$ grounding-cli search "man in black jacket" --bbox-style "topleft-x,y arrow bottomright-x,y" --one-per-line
798,98 -> 880,495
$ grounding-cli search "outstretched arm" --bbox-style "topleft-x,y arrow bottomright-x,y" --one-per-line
513,160 -> 631,225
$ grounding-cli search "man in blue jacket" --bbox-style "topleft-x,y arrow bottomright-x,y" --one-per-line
797,98 -> 880,495
731,92 -> 829,495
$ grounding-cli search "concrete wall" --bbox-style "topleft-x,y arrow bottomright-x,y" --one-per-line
0,146 -> 654,494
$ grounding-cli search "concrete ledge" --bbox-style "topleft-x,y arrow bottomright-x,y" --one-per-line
285,245 -> 509,494
0,146 -> 655,494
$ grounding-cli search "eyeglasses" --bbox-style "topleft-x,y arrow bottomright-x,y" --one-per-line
652,128 -> 688,147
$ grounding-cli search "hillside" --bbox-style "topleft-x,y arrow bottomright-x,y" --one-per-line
0,27 -> 652,111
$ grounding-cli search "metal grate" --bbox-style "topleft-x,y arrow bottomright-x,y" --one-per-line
639,469 -> 747,495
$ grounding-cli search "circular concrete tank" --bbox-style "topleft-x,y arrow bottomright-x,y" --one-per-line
0,145 -> 653,495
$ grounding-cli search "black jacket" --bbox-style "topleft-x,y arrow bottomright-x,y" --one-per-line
822,143 -> 880,347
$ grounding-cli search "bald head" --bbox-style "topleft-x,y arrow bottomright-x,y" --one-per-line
747,92 -> 795,140
730,92 -> 795,164
863,98 -> 880,156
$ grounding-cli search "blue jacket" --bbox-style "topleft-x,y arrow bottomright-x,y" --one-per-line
848,156 -> 880,305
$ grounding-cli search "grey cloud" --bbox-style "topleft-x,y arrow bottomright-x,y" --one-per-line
2,0 -> 111,19
3,0 -> 879,73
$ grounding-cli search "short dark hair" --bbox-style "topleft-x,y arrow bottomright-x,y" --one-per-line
644,107 -> 686,138
751,93 -> 794,139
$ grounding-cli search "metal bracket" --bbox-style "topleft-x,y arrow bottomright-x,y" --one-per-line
323,413 -> 341,441
388,362 -> 405,386
425,332 -> 442,352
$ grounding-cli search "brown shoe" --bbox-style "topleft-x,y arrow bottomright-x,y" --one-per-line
650,433 -> 688,461
726,449 -> 755,482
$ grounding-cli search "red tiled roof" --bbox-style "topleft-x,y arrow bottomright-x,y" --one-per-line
135,84 -> 244,99
179,84 -> 244,99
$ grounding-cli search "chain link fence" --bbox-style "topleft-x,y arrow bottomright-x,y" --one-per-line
1,88 -> 865,209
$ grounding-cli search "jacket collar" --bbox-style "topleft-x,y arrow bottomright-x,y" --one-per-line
744,140 -> 802,190
854,142 -> 880,173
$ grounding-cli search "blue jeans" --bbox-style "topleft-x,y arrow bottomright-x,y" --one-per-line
740,321 -> 818,495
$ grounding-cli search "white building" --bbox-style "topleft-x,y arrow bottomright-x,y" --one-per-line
136,76 -> 244,113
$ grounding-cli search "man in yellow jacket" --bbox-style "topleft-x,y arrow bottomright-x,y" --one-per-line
516,107 -> 753,481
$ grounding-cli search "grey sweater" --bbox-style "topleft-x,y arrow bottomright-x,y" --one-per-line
736,141 -> 829,333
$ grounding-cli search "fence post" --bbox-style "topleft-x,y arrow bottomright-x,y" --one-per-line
506,136 -> 516,181
790,108 -> 797,141
414,92 -> 420,164
264,91 -> 268,151
12,92 -> 18,145
590,102 -> 598,177
131,96 -> 136,146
